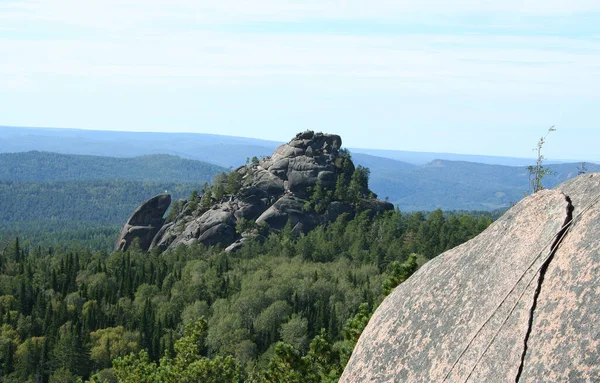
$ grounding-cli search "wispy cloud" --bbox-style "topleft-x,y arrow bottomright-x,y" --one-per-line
2,28 -> 597,96
2,0 -> 598,93
0,0 -> 598,158
3,0 -> 600,31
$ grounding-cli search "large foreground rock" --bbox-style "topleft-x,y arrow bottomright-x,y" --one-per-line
341,173 -> 600,382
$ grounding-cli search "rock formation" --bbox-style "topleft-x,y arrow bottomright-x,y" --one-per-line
341,173 -> 600,382
117,131 -> 393,253
114,193 -> 171,252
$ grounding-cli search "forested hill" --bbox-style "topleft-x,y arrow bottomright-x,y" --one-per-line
0,152 -> 225,249
0,180 -> 201,250
0,180 -> 199,225
0,151 -> 224,182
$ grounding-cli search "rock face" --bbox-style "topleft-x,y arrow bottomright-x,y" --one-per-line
117,131 -> 393,253
341,173 -> 600,383
114,194 -> 171,252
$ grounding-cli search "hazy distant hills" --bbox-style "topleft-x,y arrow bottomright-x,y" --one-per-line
0,125 -> 280,168
370,160 -> 599,211
351,148 -> 540,166
0,125 -> 573,168
1,126 -> 597,212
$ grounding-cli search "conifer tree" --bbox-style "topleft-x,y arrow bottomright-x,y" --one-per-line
527,126 -> 556,194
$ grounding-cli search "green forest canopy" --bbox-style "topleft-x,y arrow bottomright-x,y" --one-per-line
0,152 -> 224,183
0,208 -> 492,382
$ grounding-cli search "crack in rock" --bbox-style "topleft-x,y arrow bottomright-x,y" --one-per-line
515,195 -> 574,382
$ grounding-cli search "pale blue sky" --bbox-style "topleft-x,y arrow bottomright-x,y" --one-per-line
0,0 -> 599,161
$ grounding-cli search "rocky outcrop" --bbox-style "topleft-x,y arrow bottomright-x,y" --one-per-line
118,131 -> 393,253
114,194 -> 171,252
255,195 -> 320,234
341,173 -> 600,382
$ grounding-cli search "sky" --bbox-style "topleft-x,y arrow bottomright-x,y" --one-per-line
0,0 -> 599,161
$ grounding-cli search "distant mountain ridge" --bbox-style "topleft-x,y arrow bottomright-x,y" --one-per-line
0,149 -> 598,212
2,125 -> 590,167
0,125 -> 280,168
351,148 -> 544,166
374,160 -> 600,211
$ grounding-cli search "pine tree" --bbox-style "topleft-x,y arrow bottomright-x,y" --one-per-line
13,237 -> 20,263
3,340 -> 14,376
348,166 -> 370,203
334,174 -> 348,201
328,304 -> 338,339
527,126 -> 556,194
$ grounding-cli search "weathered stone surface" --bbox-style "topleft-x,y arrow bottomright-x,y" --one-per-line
197,223 -> 236,247
288,157 -> 322,172
272,145 -> 304,161
144,131 -> 390,252
269,158 -> 289,171
256,195 -> 306,230
517,173 -> 600,383
149,222 -> 175,251
252,169 -> 285,194
341,173 -> 600,383
238,186 -> 270,201
234,201 -> 267,221
197,209 -> 235,233
115,194 -> 171,252
297,130 -> 315,140
287,170 -> 319,194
